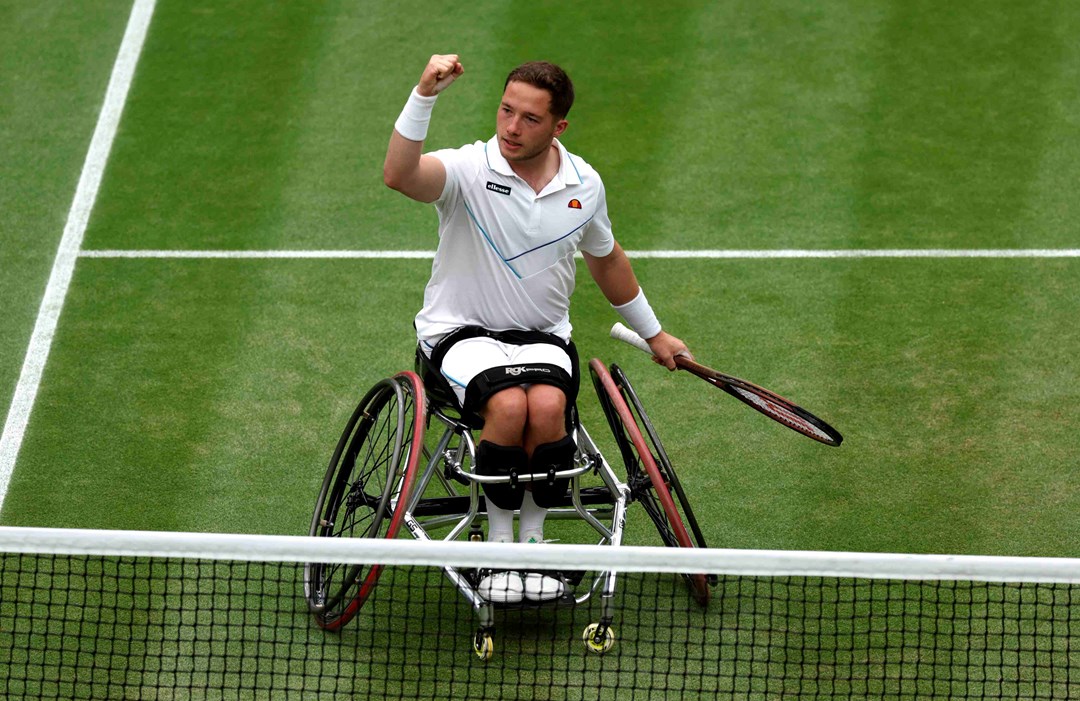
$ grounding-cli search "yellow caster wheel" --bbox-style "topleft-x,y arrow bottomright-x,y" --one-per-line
582,623 -> 616,654
473,631 -> 494,661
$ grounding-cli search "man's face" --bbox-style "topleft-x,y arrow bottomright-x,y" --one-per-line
497,80 -> 568,164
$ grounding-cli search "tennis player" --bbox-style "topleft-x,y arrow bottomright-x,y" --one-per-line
384,54 -> 689,603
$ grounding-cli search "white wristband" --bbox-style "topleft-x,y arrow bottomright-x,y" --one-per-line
612,288 -> 661,340
394,87 -> 438,142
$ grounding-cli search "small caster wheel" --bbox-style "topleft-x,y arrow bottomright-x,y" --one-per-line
473,630 -> 494,661
582,622 -> 616,654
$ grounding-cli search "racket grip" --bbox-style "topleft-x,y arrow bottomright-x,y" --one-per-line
610,322 -> 653,355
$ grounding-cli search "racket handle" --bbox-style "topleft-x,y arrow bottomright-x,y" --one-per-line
610,322 -> 653,355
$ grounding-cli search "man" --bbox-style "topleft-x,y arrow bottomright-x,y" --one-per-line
384,54 -> 689,603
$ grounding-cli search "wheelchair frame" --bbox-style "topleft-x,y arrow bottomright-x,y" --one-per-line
303,356 -> 712,659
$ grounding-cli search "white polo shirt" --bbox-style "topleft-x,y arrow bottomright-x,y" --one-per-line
415,135 -> 615,348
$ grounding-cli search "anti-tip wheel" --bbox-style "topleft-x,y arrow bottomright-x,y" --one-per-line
473,631 -> 494,661
582,623 -> 616,654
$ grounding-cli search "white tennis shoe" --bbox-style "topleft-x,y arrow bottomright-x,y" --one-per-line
523,572 -> 565,602
477,571 -> 524,603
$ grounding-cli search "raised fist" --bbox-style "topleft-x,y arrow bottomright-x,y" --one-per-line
417,54 -> 464,97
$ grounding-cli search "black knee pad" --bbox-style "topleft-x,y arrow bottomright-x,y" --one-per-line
476,441 -> 528,511
528,435 -> 577,508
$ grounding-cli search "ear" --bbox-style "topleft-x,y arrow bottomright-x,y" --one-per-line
553,119 -> 569,138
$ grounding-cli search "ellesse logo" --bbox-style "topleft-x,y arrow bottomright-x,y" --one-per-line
568,199 -> 582,209
486,181 -> 512,196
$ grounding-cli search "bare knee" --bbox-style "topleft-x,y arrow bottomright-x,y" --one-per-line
480,387 -> 528,444
526,385 -> 567,444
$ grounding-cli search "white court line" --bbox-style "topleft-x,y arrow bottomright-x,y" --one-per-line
0,0 -> 157,511
80,249 -> 438,259
78,248 -> 1080,259
627,249 -> 1080,259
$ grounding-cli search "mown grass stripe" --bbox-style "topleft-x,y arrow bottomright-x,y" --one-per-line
0,0 -> 157,511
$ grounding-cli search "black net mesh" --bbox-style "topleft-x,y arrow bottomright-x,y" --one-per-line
2,550 -> 1078,700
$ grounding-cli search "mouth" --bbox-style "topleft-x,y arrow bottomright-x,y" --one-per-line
501,137 -> 522,151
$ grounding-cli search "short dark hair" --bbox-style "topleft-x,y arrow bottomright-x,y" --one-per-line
504,61 -> 574,119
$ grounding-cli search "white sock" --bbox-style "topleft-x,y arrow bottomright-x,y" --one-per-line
486,502 -> 515,543
518,490 -> 548,543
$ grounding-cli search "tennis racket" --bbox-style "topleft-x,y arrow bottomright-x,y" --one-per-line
610,323 -> 843,447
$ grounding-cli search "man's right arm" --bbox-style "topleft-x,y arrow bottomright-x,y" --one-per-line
383,132 -> 446,203
383,54 -> 464,204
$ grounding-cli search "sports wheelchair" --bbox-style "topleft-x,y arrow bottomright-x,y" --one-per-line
303,347 -> 713,659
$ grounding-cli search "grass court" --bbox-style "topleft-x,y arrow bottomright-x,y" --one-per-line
3,0 -> 1080,568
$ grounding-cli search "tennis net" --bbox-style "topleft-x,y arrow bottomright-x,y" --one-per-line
1,526 -> 1078,700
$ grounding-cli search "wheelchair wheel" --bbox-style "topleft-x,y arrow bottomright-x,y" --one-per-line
304,371 -> 426,630
589,359 -> 710,606
609,365 -> 712,551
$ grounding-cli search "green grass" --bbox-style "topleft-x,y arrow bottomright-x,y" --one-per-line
0,0 -> 132,418
3,0 -> 1080,550
3,0 -> 1080,697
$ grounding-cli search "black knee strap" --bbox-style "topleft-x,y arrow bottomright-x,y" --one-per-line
476,441 -> 527,510
528,435 -> 577,508
463,363 -> 572,416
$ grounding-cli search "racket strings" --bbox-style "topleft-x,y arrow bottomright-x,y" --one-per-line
728,386 -> 836,444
